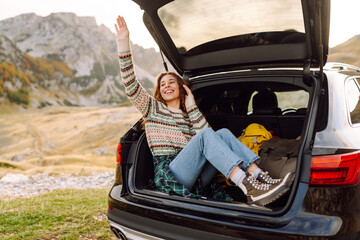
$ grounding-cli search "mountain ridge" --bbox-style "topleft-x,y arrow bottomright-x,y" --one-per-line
1,12 -> 359,109
0,12 -> 167,108
328,34 -> 360,67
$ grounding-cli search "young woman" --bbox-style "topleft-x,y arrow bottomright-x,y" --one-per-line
115,16 -> 294,206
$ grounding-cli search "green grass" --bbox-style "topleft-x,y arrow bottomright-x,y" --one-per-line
0,188 -> 116,240
0,162 -> 17,169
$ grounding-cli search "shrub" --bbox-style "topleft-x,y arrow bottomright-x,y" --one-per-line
91,62 -> 105,80
63,99 -> 78,106
7,88 -> 30,105
104,60 -> 119,76
81,82 -> 102,96
0,79 -> 4,96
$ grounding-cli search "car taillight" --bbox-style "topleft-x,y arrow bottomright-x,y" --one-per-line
116,143 -> 121,165
310,151 -> 360,186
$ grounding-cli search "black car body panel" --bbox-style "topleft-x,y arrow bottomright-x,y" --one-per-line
108,183 -> 350,239
108,66 -> 360,239
133,0 -> 330,76
108,0 -> 360,239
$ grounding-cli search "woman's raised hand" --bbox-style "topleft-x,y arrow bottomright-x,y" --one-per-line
115,16 -> 129,40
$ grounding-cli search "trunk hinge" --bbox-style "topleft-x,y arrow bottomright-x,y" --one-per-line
182,71 -> 190,83
318,43 -> 325,95
317,0 -> 325,89
160,50 -> 168,72
304,0 -> 326,90
303,60 -> 311,86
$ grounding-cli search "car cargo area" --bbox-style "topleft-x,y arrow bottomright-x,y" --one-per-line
130,71 -> 314,210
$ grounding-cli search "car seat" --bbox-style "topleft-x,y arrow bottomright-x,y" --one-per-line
252,89 -> 282,115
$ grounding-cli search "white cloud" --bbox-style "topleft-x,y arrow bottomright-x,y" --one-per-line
330,0 -> 360,47
0,0 -> 157,49
0,0 -> 359,48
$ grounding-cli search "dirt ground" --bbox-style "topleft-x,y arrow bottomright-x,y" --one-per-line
0,105 -> 141,177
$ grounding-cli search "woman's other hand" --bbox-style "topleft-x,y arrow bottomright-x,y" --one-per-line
183,84 -> 192,96
183,84 -> 196,110
115,16 -> 129,40
183,84 -> 195,106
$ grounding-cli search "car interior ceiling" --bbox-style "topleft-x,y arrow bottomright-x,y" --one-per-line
134,80 -> 309,206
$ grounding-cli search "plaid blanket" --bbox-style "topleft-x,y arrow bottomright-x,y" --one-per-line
153,155 -> 233,201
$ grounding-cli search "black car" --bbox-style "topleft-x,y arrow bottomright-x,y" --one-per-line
108,0 -> 360,239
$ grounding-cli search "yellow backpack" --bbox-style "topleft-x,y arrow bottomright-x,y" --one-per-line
238,123 -> 273,155
217,123 -> 273,187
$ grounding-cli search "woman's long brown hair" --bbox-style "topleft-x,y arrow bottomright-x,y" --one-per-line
153,72 -> 188,112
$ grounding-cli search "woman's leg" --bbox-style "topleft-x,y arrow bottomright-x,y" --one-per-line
198,128 -> 260,187
216,128 -> 281,184
169,128 -> 257,190
215,128 -> 260,172
198,162 -> 218,188
169,128 -> 294,206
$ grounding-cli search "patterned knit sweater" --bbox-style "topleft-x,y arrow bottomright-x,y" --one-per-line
117,39 -> 233,201
117,39 -> 209,157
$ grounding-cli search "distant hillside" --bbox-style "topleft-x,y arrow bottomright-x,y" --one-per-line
0,13 -> 169,108
328,34 -> 360,67
0,35 -> 75,106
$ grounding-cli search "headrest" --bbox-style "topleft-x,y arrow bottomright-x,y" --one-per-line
253,89 -> 278,110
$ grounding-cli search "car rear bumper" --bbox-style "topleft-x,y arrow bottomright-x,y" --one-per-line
108,207 -> 342,240
108,184 -> 345,239
109,220 -> 164,240
108,207 -> 249,240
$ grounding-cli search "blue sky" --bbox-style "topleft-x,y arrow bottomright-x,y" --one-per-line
0,0 -> 359,50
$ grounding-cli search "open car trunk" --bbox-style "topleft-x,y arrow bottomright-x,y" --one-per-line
123,69 -> 322,213
121,0 -> 329,214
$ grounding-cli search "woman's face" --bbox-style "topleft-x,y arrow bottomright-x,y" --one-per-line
159,74 -> 180,104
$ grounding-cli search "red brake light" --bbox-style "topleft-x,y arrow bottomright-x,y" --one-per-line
116,144 -> 121,165
310,151 -> 360,186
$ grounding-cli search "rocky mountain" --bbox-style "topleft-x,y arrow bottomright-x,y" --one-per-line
328,34 -> 360,67
4,12 -> 358,109
0,12 -> 168,108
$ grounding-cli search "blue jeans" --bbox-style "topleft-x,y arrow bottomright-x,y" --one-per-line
169,128 -> 259,190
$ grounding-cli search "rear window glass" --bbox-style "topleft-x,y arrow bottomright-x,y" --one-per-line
158,0 -> 305,54
345,78 -> 360,125
248,90 -> 308,114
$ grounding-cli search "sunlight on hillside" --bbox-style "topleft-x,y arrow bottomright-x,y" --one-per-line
0,106 -> 141,177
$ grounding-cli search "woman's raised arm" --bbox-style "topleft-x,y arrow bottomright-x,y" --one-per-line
115,16 -> 154,117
